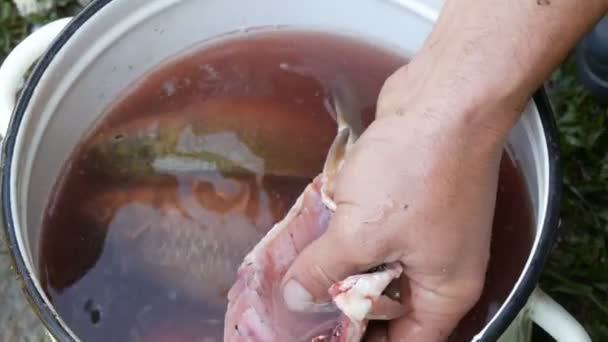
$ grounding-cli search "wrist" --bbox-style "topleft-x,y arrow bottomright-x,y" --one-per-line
389,52 -> 525,155
412,41 -> 530,117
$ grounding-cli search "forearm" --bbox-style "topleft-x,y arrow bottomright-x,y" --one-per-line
405,0 -> 608,143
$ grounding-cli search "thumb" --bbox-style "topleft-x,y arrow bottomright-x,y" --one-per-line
281,204 -> 379,313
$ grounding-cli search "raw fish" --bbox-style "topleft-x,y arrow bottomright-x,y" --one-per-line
224,90 -> 404,341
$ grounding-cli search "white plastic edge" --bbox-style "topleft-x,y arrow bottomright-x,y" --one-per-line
528,288 -> 592,342
0,17 -> 72,138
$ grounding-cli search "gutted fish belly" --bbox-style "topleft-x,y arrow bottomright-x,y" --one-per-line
224,99 -> 403,341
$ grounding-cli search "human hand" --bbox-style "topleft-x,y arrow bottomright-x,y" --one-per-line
281,61 -> 510,341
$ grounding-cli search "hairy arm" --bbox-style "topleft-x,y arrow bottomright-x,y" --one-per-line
403,0 -> 608,142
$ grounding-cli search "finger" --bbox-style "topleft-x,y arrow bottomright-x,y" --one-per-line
329,263 -> 406,321
280,230 -> 360,312
388,277 -> 483,342
364,322 -> 389,342
376,65 -> 413,118
389,311 -> 463,342
281,205 -> 387,313
366,295 -> 407,321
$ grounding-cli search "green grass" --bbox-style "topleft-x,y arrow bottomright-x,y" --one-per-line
1,1 -> 607,340
541,58 -> 608,340
0,0 -> 81,61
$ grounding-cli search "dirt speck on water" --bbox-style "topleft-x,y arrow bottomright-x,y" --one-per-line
0,238 -> 50,342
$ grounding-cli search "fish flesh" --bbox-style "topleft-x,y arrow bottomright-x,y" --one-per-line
224,91 -> 404,341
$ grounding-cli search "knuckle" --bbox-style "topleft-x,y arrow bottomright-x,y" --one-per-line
340,228 -> 391,268
329,206 -> 401,270
382,65 -> 409,90
458,274 -> 486,308
377,66 -> 410,113
309,262 -> 337,288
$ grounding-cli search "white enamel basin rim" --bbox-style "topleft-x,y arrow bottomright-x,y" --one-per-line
0,0 -> 591,341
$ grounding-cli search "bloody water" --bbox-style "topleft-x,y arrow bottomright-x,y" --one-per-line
39,30 -> 534,342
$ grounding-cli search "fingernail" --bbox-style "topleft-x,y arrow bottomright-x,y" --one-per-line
283,280 -> 336,313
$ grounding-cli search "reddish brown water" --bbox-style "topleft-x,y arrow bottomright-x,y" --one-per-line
38,30 -> 534,342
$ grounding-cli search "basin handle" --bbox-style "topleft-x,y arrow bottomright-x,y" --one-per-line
529,287 -> 592,342
0,17 -> 72,139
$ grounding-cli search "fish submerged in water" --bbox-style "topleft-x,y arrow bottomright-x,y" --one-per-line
82,172 -> 307,311
224,90 -> 404,341
82,97 -> 335,184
